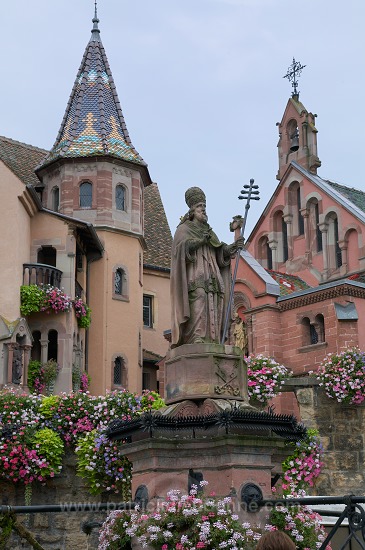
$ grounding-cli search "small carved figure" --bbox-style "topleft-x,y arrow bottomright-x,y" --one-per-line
12,348 -> 23,385
233,314 -> 247,353
170,187 -> 244,348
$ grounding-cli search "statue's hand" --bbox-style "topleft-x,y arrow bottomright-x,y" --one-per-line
202,231 -> 212,243
227,236 -> 245,256
235,236 -> 245,250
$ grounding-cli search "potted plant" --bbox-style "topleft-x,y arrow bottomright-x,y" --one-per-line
246,354 -> 290,405
41,360 -> 60,395
315,348 -> 365,405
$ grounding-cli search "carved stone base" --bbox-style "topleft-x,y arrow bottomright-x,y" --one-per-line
160,398 -> 255,418
164,343 -> 248,405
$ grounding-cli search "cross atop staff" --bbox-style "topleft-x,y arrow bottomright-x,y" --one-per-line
283,57 -> 306,98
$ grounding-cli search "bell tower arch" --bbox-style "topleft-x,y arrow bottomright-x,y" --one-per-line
277,59 -> 321,180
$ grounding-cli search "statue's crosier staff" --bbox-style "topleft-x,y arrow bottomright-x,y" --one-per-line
221,179 -> 260,345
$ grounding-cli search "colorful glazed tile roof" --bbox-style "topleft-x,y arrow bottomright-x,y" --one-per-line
37,13 -> 145,170
266,269 -> 311,296
144,183 -> 172,269
0,136 -> 46,187
325,180 -> 365,213
347,272 -> 365,284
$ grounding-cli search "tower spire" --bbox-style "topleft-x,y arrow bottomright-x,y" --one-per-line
36,2 -> 146,172
91,0 -> 100,41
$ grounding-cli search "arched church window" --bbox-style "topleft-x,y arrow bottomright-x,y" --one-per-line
282,216 -> 288,262
79,182 -> 92,208
315,202 -> 322,252
327,213 -> 342,269
315,314 -> 325,343
258,235 -> 272,270
297,186 -> 304,235
116,185 -> 126,211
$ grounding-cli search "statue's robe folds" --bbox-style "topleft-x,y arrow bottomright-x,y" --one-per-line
170,219 -> 232,348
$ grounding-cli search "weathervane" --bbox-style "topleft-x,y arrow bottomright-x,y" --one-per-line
94,0 -> 98,18
283,58 -> 306,98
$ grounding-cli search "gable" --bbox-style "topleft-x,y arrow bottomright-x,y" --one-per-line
0,136 -> 46,187
248,161 -> 365,245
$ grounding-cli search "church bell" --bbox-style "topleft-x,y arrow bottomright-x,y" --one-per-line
289,129 -> 299,152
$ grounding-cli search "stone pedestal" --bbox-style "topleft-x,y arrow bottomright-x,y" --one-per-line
165,343 -> 248,404
120,433 -> 286,505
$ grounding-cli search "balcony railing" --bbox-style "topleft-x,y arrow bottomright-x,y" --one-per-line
23,263 -> 63,288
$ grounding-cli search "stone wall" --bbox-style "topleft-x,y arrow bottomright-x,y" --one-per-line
1,451 -> 129,550
296,379 -> 365,496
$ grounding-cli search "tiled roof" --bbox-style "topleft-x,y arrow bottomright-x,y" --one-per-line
325,180 -> 365,213
144,183 -> 172,270
0,136 -> 46,187
37,14 -> 145,171
266,269 -> 311,296
347,272 -> 365,284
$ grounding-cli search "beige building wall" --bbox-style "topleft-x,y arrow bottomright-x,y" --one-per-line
88,230 -> 144,394
142,270 -> 171,358
0,163 -> 31,320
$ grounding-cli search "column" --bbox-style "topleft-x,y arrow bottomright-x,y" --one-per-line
40,338 -> 49,364
300,207 -> 310,254
268,239 -> 278,270
22,345 -> 32,388
318,223 -> 329,281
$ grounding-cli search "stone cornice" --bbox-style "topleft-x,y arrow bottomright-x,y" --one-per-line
277,282 -> 365,311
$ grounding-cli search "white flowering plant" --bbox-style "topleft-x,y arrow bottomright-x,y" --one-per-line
314,348 -> 365,405
246,354 -> 290,404
269,491 -> 331,550
99,482 -> 262,550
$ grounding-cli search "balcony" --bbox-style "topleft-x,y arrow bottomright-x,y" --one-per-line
23,263 -> 63,288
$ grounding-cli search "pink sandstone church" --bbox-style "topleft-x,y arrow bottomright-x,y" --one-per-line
1,12 -> 365,399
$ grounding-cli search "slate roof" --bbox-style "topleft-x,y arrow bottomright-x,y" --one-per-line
36,12 -> 145,171
266,269 -> 311,296
325,180 -> 365,213
0,136 -> 45,187
144,183 -> 172,270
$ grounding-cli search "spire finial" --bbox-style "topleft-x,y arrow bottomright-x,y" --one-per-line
91,0 -> 100,40
283,57 -> 306,99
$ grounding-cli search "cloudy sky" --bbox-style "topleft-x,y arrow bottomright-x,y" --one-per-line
2,0 -> 363,241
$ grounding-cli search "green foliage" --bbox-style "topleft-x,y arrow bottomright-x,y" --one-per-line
0,512 -> 15,549
20,285 -> 45,316
41,360 -> 59,384
39,396 -> 60,418
140,390 -> 165,410
27,360 -> 42,392
77,305 -> 92,329
31,428 -> 64,477
75,430 -> 132,497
